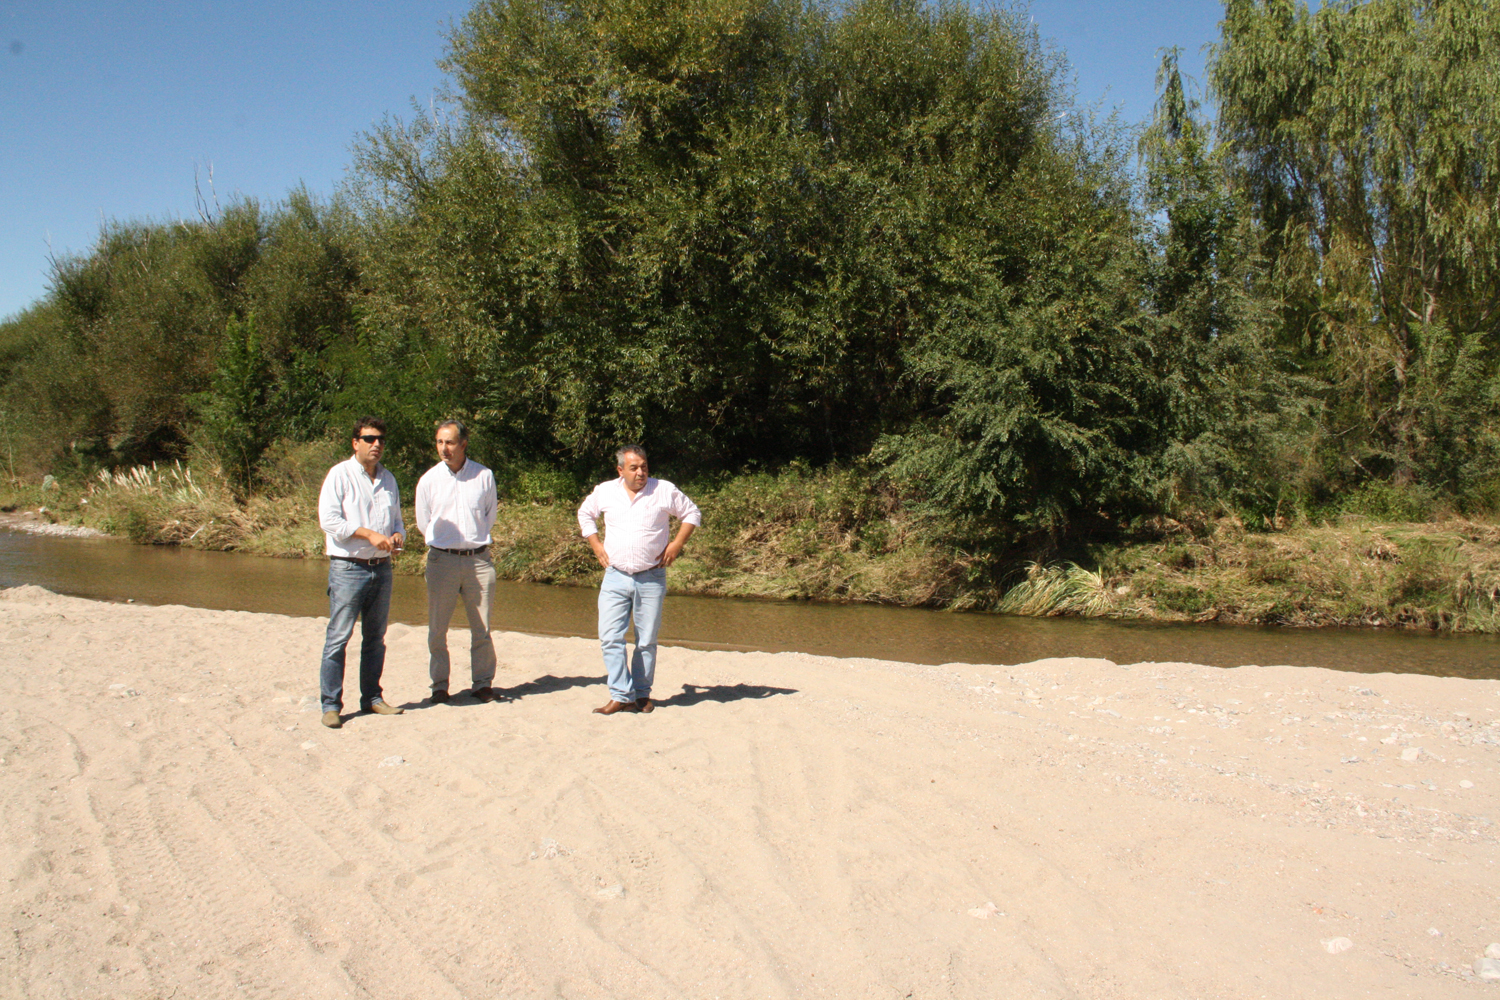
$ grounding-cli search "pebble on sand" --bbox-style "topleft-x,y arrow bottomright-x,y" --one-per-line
1321,937 -> 1353,955
968,902 -> 1001,919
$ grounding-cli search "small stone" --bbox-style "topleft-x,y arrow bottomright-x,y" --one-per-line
378,755 -> 406,767
1476,957 -> 1500,981
1486,943 -> 1500,960
534,839 -> 567,859
123,721 -> 135,728
1322,937 -> 1354,954
1462,780 -> 1475,789
1401,747 -> 1422,762
300,741 -> 317,750
108,683 -> 126,690
596,884 -> 625,899
1429,927 -> 1443,937
968,902 -> 1000,919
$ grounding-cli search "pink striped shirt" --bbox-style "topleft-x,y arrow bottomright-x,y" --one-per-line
577,477 -> 701,573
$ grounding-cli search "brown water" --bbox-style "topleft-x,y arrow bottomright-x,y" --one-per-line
2,529 -> 1496,678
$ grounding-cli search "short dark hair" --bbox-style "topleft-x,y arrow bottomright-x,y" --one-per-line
352,416 -> 386,439
615,444 -> 648,466
436,419 -> 469,442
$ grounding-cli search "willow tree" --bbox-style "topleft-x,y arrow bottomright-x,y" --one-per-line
1212,0 -> 1500,503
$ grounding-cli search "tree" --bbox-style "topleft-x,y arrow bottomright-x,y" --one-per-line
1211,0 -> 1500,504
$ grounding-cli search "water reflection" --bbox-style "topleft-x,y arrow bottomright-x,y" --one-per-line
2,529 -> 1495,678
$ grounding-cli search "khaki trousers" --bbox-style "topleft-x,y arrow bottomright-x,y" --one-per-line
425,549 -> 497,692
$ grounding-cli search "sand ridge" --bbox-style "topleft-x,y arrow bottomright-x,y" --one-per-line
1,584 -> 1496,998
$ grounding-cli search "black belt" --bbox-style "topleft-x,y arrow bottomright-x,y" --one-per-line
430,545 -> 489,556
330,555 -> 390,567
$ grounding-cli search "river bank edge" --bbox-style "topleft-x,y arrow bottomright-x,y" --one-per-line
6,469 -> 1500,634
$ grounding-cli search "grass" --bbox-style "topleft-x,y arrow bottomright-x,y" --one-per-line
6,460 -> 1500,633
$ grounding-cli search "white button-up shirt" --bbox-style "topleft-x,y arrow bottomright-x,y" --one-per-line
415,458 -> 498,550
577,477 -> 701,573
318,457 -> 405,560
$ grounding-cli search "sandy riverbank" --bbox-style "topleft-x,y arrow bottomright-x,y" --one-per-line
2,585 -> 1497,998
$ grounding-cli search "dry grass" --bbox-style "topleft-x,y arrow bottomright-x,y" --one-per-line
1090,515 -> 1500,632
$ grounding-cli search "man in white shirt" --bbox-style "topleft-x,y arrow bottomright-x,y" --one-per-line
317,416 -> 406,729
415,420 -> 500,704
577,445 -> 701,714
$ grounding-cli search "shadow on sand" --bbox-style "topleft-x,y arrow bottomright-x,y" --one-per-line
655,682 -> 798,708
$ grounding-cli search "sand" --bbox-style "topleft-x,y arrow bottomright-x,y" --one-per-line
1,584 -> 1497,999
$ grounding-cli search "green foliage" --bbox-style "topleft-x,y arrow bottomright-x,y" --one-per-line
1212,0 -> 1500,502
353,0 -> 1099,481
191,314 -> 274,496
7,0 -> 1500,566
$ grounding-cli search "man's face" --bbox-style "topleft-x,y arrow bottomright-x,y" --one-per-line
618,452 -> 649,491
353,427 -> 385,466
436,425 -> 467,470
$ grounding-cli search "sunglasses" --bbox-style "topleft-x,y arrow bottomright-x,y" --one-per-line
357,434 -> 386,443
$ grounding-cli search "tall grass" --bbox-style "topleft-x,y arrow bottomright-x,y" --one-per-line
996,563 -> 1114,617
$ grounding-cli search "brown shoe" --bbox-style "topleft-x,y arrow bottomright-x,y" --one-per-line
472,687 -> 495,703
592,699 -> 637,715
322,710 -> 343,729
636,698 -> 654,713
364,699 -> 404,715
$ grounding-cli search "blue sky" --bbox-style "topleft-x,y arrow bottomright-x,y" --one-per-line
0,1 -> 1225,321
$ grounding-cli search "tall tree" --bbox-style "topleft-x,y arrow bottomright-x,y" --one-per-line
1212,0 -> 1500,502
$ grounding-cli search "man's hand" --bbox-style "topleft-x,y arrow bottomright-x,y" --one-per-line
586,534 -> 610,569
655,523 -> 696,567
353,527 -> 397,553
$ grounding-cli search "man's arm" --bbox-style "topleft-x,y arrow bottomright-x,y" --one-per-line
386,471 -> 405,550
585,532 -> 610,569
657,486 -> 701,566
657,522 -> 695,567
318,467 -> 356,540
578,489 -> 609,569
414,471 -> 432,538
479,469 -> 499,538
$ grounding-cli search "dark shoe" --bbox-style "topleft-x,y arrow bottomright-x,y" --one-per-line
472,687 -> 495,703
592,699 -> 637,715
636,698 -> 654,713
430,690 -> 450,704
364,699 -> 404,715
322,710 -> 343,729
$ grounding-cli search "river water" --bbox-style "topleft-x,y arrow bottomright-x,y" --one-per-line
2,529 -> 1495,678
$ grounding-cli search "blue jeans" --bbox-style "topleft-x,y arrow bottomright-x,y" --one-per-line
320,559 -> 393,712
598,566 -> 666,703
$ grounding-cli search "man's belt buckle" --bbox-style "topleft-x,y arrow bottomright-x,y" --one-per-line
434,545 -> 487,556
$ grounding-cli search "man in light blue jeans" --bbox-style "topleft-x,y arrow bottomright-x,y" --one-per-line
577,445 -> 700,714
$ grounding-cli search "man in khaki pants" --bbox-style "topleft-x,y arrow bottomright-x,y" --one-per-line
415,420 -> 500,703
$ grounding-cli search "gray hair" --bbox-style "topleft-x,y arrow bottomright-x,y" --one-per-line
614,444 -> 647,466
436,419 -> 469,442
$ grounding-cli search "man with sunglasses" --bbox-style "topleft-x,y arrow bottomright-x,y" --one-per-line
316,416 -> 406,729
